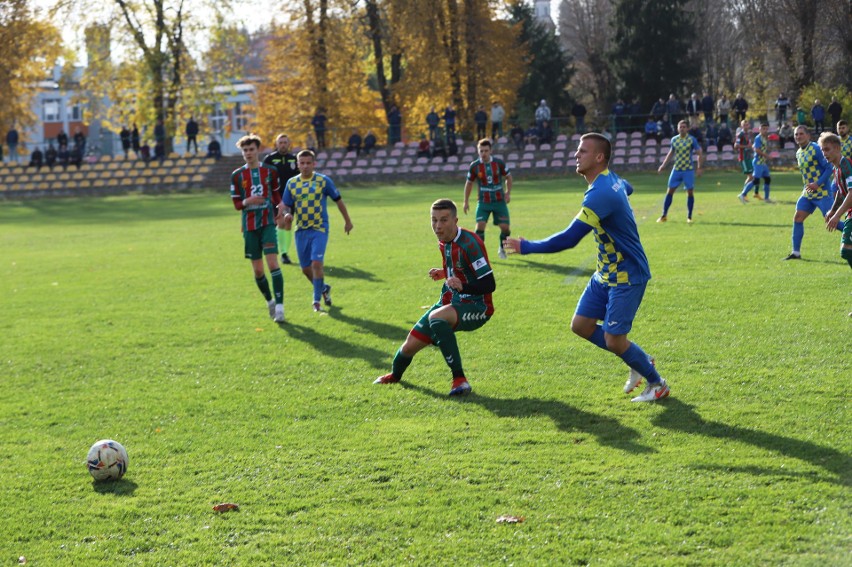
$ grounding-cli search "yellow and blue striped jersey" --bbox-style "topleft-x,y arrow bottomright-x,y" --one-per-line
796,142 -> 832,200
840,135 -> 852,161
670,134 -> 700,171
282,173 -> 341,232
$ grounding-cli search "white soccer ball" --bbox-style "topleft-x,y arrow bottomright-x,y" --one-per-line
86,439 -> 128,481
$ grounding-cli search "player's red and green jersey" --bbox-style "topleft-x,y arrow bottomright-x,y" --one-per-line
466,158 -> 511,203
840,135 -> 852,161
439,227 -> 494,315
230,164 -> 281,232
282,172 -> 341,233
832,156 -> 852,220
753,133 -> 768,166
670,134 -> 700,171
735,129 -> 752,162
796,141 -> 832,200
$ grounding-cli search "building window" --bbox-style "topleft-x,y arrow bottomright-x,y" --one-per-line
44,100 -> 61,122
210,105 -> 228,133
234,102 -> 251,132
67,103 -> 82,121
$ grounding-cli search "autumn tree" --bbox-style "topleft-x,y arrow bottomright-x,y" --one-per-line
0,0 -> 63,136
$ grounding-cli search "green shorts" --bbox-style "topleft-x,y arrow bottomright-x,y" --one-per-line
410,300 -> 491,344
475,201 -> 510,226
244,224 -> 279,260
739,160 -> 753,175
842,219 -> 852,247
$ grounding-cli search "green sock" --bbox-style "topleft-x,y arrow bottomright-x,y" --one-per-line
270,268 -> 284,304
476,230 -> 485,243
391,348 -> 413,378
428,318 -> 464,377
255,275 -> 272,301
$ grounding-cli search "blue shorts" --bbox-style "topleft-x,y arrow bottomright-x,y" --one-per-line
294,228 -> 329,268
753,164 -> 770,179
667,169 -> 695,190
575,276 -> 647,336
795,194 -> 834,216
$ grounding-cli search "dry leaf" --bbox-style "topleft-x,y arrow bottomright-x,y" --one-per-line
496,515 -> 525,524
212,503 -> 239,512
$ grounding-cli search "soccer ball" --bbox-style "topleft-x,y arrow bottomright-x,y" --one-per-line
86,439 -> 128,481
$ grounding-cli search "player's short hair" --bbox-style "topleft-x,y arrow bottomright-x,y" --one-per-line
297,149 -> 316,161
817,132 -> 841,148
275,133 -> 289,141
477,138 -> 492,149
431,198 -> 458,217
677,120 -> 689,128
760,122 -> 769,127
236,133 -> 262,149
838,120 -> 848,128
580,132 -> 611,163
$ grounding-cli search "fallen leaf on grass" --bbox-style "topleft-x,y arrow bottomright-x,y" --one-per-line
212,503 -> 240,512
496,515 -> 525,524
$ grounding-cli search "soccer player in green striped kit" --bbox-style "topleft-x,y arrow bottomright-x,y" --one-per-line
374,199 -> 496,396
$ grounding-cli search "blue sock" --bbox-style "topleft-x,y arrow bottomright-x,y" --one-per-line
312,278 -> 324,303
741,180 -> 754,196
687,194 -> 695,218
619,343 -> 662,384
585,325 -> 608,350
792,222 -> 804,253
764,182 -> 770,200
662,193 -> 673,216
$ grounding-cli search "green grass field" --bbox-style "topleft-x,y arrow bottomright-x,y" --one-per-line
1,170 -> 849,565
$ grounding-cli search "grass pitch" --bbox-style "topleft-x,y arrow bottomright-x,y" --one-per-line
1,170 -> 849,565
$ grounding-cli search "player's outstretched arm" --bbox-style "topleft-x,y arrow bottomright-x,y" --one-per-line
508,219 -> 593,255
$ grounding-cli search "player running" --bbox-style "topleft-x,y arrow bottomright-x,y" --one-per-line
820,132 -> 852,271
374,199 -> 495,396
735,120 -> 758,203
751,123 -> 774,203
505,133 -> 669,402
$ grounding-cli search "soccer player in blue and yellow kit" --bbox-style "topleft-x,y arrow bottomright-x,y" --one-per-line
838,121 -> 851,161
463,139 -> 513,259
230,134 -> 285,323
751,123 -> 773,203
820,132 -> 852,272
784,126 -> 839,260
374,199 -> 495,396
735,120 -> 757,203
505,133 -> 669,402
280,150 -> 353,312
657,120 -> 703,223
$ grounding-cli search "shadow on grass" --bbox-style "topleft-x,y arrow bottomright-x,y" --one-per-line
402,383 -> 655,455
653,399 -> 850,486
326,306 -> 409,342
510,258 -> 596,279
5,195 -> 232,226
281,322 -> 390,369
92,478 -> 138,495
324,265 -> 383,282
705,221 -> 789,228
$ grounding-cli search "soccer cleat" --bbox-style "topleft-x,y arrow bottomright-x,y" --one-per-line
273,304 -> 285,323
373,373 -> 401,384
738,194 -> 748,204
281,253 -> 293,265
656,215 -> 667,223
764,197 -> 775,203
686,217 -> 694,224
783,253 -> 802,260
449,377 -> 472,396
313,302 -> 323,312
631,379 -> 670,402
498,247 -> 508,260
322,284 -> 332,307
624,356 -> 655,394
267,299 -> 276,319
753,193 -> 763,200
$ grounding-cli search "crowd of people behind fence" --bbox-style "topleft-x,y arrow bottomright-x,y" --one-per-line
2,90 -> 844,169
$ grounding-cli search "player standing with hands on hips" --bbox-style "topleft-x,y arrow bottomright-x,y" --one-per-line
505,133 -> 669,402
